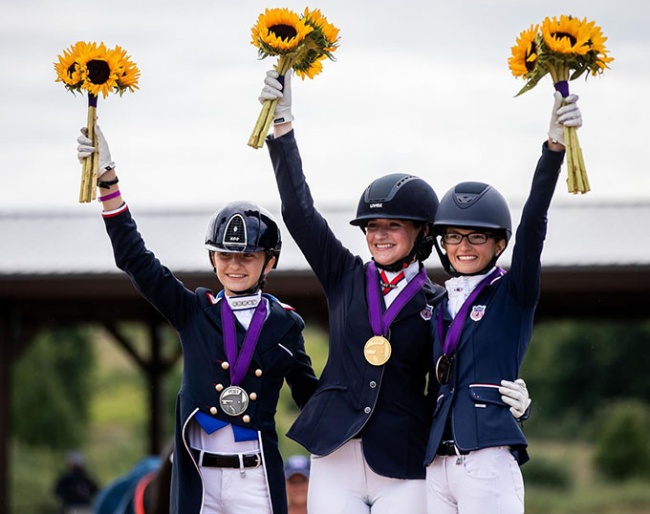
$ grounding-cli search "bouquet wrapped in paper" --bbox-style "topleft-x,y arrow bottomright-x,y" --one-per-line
508,15 -> 613,194
248,7 -> 340,148
54,41 -> 139,202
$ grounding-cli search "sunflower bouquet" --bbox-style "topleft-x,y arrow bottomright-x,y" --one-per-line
508,15 -> 613,194
54,41 -> 140,202
248,7 -> 340,149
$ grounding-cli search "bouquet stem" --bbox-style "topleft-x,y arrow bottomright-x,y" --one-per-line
564,125 -> 590,194
79,94 -> 99,203
553,79 -> 589,195
248,56 -> 294,149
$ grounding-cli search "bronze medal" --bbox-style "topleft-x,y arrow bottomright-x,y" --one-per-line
364,335 -> 392,366
219,385 -> 249,416
435,355 -> 454,385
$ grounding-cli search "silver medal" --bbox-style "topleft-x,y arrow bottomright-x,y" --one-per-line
219,386 -> 249,416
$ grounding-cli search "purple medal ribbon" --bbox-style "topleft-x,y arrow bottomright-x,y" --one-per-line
437,267 -> 504,355
220,298 -> 267,386
366,262 -> 428,336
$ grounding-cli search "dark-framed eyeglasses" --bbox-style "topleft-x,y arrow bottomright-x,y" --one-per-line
441,232 -> 494,245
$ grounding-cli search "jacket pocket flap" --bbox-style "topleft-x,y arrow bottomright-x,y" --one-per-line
469,384 -> 505,407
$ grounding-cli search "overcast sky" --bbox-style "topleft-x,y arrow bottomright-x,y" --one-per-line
2,0 -> 649,214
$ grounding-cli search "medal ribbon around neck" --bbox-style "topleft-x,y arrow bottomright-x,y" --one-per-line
437,267 -> 504,356
220,297 -> 267,386
366,261 -> 428,336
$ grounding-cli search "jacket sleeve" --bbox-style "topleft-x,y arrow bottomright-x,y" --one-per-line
103,206 -> 195,329
266,130 -> 360,293
285,328 -> 320,409
508,142 -> 564,308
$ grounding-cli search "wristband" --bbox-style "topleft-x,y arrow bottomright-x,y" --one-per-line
98,176 -> 119,189
98,190 -> 122,202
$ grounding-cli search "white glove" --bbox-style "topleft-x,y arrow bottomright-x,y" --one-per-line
548,91 -> 582,145
259,69 -> 294,125
76,125 -> 115,177
500,378 -> 532,419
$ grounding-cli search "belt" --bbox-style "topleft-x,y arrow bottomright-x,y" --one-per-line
436,441 -> 469,457
191,449 -> 262,469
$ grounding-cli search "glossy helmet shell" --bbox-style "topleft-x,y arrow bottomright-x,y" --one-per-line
205,201 -> 282,268
349,173 -> 439,227
433,181 -> 511,239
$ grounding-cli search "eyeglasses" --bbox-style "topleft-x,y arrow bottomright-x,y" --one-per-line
441,232 -> 494,245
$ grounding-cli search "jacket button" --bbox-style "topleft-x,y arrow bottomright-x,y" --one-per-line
255,369 -> 263,377
364,407 -> 371,414
215,384 -> 224,392
221,362 -> 230,370
242,415 -> 251,423
209,406 -> 217,415
369,381 -> 377,388
250,392 -> 258,401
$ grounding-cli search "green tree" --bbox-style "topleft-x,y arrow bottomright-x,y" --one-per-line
521,320 -> 650,436
12,327 -> 95,448
594,400 -> 650,480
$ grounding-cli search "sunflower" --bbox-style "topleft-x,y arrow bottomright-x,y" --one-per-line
581,19 -> 614,75
295,53 -> 326,80
251,8 -> 313,56
541,15 -> 590,56
111,45 -> 141,94
54,41 -> 92,91
73,42 -> 122,98
508,24 -> 540,78
303,8 -> 340,55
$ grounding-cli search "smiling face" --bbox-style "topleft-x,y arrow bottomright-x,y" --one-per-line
211,251 -> 275,295
365,218 -> 421,267
441,227 -> 506,275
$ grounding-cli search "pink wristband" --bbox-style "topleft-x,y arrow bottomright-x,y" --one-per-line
98,190 -> 122,202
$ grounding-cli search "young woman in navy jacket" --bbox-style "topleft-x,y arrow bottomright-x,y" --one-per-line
259,71 -> 531,514
424,92 -> 582,514
75,129 -> 319,514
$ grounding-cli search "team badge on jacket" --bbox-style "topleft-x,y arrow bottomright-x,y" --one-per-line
470,305 -> 486,321
420,305 -> 433,321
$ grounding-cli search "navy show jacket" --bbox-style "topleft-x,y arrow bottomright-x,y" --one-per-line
424,143 -> 564,466
103,206 -> 318,514
267,130 -> 446,479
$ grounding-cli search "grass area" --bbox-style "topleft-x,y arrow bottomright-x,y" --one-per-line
525,439 -> 650,513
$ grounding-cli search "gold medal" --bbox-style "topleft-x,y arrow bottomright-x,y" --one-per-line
364,336 -> 392,366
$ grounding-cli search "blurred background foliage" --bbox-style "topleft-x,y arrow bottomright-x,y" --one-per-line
9,320 -> 650,513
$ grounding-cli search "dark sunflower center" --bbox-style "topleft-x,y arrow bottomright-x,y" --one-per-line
66,63 -> 78,79
552,32 -> 577,46
269,24 -> 297,41
86,60 -> 111,85
525,43 -> 538,72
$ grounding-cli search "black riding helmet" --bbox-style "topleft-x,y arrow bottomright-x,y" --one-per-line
350,173 -> 439,270
433,181 -> 511,276
205,201 -> 282,293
